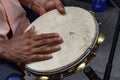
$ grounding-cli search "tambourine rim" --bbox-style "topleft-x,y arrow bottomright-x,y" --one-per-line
25,7 -> 99,75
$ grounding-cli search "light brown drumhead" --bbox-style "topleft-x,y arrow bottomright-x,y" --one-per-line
25,7 -> 97,73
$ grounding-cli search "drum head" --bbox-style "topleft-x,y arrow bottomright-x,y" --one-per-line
25,7 -> 98,74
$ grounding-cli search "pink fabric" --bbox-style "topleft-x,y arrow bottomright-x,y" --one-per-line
0,0 -> 30,41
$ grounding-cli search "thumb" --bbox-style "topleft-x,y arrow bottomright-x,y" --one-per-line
26,25 -> 35,34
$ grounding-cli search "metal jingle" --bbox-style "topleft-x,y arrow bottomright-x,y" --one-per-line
75,62 -> 86,72
37,76 -> 49,80
97,33 -> 105,44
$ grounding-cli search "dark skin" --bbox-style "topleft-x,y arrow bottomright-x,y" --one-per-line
0,26 -> 63,64
19,0 -> 65,15
0,0 -> 65,64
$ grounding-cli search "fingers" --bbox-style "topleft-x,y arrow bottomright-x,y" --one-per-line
38,6 -> 46,15
31,0 -> 46,15
29,25 -> 35,33
32,45 -> 61,54
32,37 -> 63,47
55,0 -> 66,14
31,0 -> 65,15
45,0 -> 65,14
34,33 -> 60,41
27,54 -> 52,63
27,25 -> 35,32
25,25 -> 35,35
45,1 -> 55,12
26,45 -> 61,63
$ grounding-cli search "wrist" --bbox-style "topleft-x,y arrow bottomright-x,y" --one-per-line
0,41 -> 9,59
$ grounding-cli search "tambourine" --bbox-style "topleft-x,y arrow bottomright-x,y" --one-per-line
25,7 -> 105,80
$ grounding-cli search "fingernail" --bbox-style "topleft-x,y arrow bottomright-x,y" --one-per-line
58,6 -> 66,14
55,45 -> 61,50
58,37 -> 63,41
47,54 -> 52,58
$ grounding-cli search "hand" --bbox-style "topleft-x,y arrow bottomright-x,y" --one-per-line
31,0 -> 65,15
0,26 -> 63,64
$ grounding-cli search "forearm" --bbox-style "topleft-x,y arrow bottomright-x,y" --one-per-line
0,41 -> 9,59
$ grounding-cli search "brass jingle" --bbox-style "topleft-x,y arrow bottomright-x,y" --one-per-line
97,33 -> 105,44
37,76 -> 49,80
75,62 -> 86,72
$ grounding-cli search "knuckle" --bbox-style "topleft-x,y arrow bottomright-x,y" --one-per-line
39,48 -> 46,53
